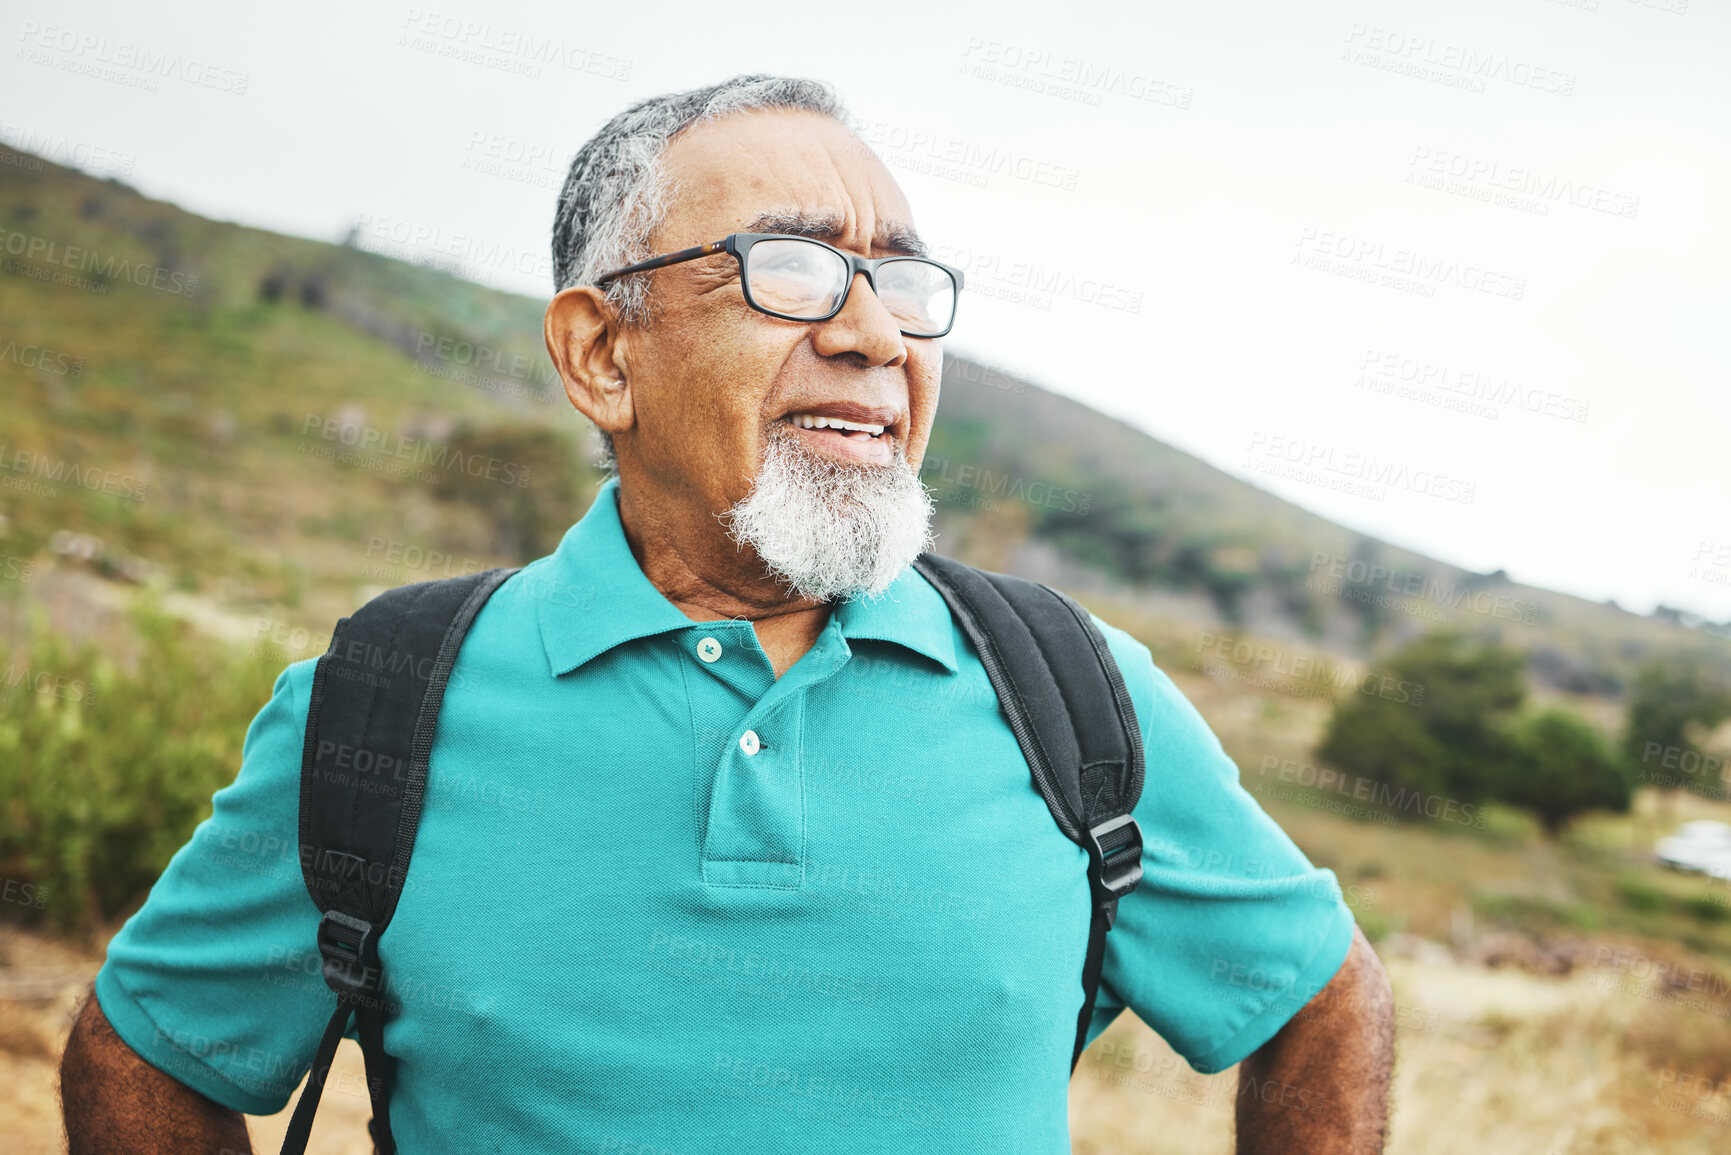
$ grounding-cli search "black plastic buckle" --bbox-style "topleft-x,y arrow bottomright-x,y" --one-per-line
316,909 -> 381,998
1085,814 -> 1144,906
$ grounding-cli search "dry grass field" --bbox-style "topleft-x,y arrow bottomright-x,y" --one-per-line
1069,950 -> 1731,1155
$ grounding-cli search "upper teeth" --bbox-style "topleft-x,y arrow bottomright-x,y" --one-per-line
788,413 -> 885,435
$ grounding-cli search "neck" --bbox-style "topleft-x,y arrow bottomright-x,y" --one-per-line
614,475 -> 831,678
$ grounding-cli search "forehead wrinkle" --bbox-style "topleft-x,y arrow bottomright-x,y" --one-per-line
740,209 -> 928,258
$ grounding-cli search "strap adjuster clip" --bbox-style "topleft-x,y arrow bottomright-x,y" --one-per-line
1085,814 -> 1143,907
316,910 -> 381,999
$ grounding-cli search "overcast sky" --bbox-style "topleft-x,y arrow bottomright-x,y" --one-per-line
5,0 -> 1727,620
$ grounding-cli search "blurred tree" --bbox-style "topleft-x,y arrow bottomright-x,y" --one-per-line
430,422 -> 593,559
256,262 -> 291,303
1339,536 -> 1388,644
1316,691 -> 1452,796
1622,652 -> 1731,800
1317,630 -> 1526,802
1498,708 -> 1632,836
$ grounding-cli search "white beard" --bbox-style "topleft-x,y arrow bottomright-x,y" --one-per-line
722,423 -> 936,603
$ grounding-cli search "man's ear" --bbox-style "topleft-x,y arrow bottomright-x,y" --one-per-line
544,286 -> 633,436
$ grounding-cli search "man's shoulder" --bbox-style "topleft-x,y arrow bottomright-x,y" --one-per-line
279,654 -> 319,692
486,553 -> 597,614
1077,607 -> 1238,780
316,562 -> 558,667
252,656 -> 318,744
1081,609 -> 1178,740
1084,611 -> 1152,671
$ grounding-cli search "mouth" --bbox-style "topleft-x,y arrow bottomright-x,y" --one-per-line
777,403 -> 899,466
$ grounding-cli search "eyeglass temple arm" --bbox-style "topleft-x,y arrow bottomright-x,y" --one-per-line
593,239 -> 730,286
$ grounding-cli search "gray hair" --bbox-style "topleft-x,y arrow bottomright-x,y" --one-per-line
550,74 -> 851,471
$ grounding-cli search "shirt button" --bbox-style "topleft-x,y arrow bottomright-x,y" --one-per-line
696,636 -> 723,663
739,730 -> 761,756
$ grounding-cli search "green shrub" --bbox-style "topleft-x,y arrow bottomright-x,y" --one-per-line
1615,877 -> 1666,914
1473,892 -> 1602,933
0,604 -> 278,931
1623,652 -> 1731,799
1316,630 -> 1526,804
1685,894 -> 1731,924
1499,709 -> 1633,836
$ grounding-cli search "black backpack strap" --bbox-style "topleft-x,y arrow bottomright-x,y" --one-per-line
912,552 -> 1145,1073
281,567 -> 518,1155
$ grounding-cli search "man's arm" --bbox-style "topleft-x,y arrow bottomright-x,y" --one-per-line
60,991 -> 253,1155
1235,924 -> 1395,1155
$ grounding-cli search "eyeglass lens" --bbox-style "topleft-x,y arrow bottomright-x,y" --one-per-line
744,238 -> 956,335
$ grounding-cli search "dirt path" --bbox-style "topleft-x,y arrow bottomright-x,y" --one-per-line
0,924 -> 373,1155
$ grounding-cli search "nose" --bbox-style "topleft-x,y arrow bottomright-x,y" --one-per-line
809,271 -> 908,368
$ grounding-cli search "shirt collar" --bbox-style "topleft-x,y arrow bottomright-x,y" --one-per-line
831,560 -> 960,675
533,476 -> 959,677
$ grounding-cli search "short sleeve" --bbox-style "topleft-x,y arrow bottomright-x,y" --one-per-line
1084,618 -> 1355,1074
94,659 -> 331,1114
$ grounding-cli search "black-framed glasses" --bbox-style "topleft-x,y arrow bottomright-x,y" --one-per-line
593,232 -> 964,339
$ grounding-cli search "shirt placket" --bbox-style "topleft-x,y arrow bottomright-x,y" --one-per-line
683,620 -> 851,889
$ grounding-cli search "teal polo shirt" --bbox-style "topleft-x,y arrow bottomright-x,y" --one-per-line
96,475 -> 1353,1153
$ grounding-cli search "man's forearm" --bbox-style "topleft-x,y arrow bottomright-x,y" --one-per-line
61,992 -> 254,1155
1235,925 -> 1395,1155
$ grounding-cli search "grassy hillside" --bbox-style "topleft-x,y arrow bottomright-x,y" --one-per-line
0,139 -> 1722,692
0,144 -> 594,640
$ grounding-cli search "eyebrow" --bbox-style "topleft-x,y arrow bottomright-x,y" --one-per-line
740,211 -> 929,258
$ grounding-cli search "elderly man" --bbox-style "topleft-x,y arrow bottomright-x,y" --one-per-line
62,75 -> 1393,1153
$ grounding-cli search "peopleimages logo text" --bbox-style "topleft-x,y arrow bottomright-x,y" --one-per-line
15,21 -> 251,93
0,444 -> 148,502
1294,228 -> 1525,301
0,228 -> 199,296
1307,552 -> 1538,624
300,415 -> 533,487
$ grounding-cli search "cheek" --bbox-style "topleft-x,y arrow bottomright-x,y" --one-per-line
679,342 -> 782,439
641,303 -> 759,425
907,363 -> 944,435
656,321 -> 791,489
